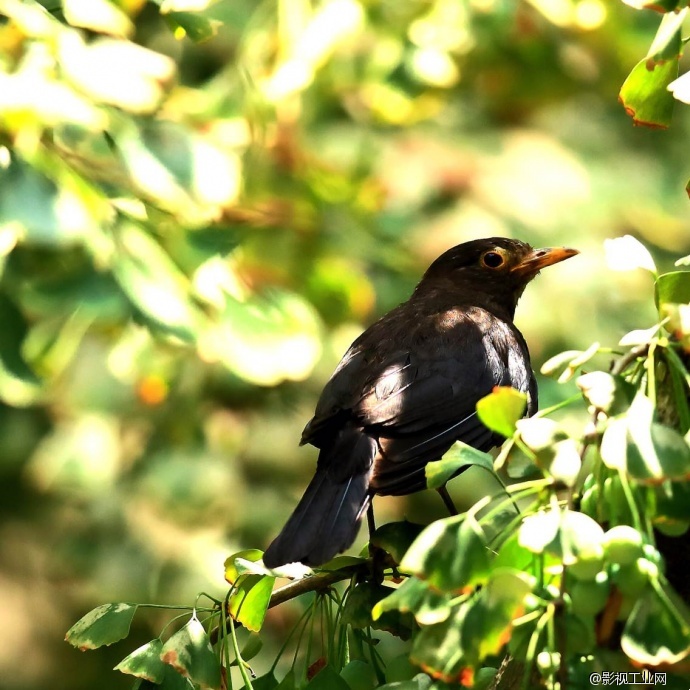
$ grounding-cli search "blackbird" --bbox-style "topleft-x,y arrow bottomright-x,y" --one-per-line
263,237 -> 578,568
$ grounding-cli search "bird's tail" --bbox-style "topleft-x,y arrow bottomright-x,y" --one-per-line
263,431 -> 375,568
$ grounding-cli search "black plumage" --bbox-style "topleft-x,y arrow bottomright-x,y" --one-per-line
263,238 -> 578,568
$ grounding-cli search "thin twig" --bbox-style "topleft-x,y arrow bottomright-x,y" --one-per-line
610,343 -> 649,377
268,566 -> 363,609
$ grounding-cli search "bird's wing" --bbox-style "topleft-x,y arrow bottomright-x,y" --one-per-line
303,307 -> 534,495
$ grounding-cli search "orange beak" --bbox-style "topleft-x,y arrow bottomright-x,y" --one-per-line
512,246 -> 579,277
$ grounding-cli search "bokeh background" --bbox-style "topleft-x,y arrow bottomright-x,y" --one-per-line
1,0 -> 690,688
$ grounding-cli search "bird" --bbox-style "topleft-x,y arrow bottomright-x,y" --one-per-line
263,237 -> 578,568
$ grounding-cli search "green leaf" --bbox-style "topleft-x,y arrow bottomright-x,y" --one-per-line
619,55 -> 678,129
384,654 -> 422,684
224,549 -> 265,584
646,9 -> 687,67
229,632 -> 263,665
318,555 -> 366,571
425,441 -> 494,490
373,577 -> 451,626
160,616 -> 221,690
139,664 -> 190,689
113,223 -> 203,343
476,387 -> 527,438
22,266 -> 127,322
371,520 -> 426,564
653,480 -> 690,520
306,665 -> 351,690
472,570 -> 534,659
115,638 -> 166,682
600,394 -> 690,482
203,289 -> 323,386
0,293 -> 42,406
342,581 -> 414,639
65,603 -> 137,650
377,674 -> 433,690
655,270 -> 690,308
622,583 -> 690,665
166,12 -> 222,42
115,120 -> 240,221
409,597 -> 479,683
227,574 -> 276,632
245,673 -> 279,690
0,157 -> 107,246
340,660 -> 377,690
401,515 -> 491,593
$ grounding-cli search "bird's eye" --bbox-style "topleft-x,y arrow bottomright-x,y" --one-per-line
481,251 -> 505,269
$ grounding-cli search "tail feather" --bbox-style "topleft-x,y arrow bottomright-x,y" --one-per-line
263,424 -> 375,568
263,465 -> 371,567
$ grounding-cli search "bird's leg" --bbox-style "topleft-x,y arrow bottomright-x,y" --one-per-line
365,501 -> 387,583
437,485 -> 458,516
366,502 -> 377,536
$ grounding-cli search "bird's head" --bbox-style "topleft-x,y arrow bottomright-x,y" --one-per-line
415,237 -> 579,319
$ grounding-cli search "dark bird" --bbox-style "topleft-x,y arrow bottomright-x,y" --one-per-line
263,237 -> 578,568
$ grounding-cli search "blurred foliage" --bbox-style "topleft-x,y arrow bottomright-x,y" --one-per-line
1,0 -> 690,689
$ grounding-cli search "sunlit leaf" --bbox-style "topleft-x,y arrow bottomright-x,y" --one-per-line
224,549 -> 265,584
655,270 -> 690,308
646,9 -> 687,67
59,33 -> 175,114
227,574 -> 275,632
622,0 -> 686,8
63,0 -> 134,37
540,350 -> 584,377
66,603 -> 137,650
373,577 -> 451,626
518,508 -> 560,554
620,55 -> 678,128
0,157 -> 106,246
549,439 -> 581,487
560,509 -> 605,578
409,597 -> 478,682
604,235 -> 657,273
577,371 -> 634,415
401,515 -> 491,593
201,289 -> 323,386
619,325 -> 660,346
115,638 -> 165,682
112,223 -> 203,342
601,394 -> 690,482
622,584 -> 690,665
476,387 -> 527,438
160,0 -> 217,10
515,417 -> 566,454
425,441 -> 494,490
160,616 -> 221,690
